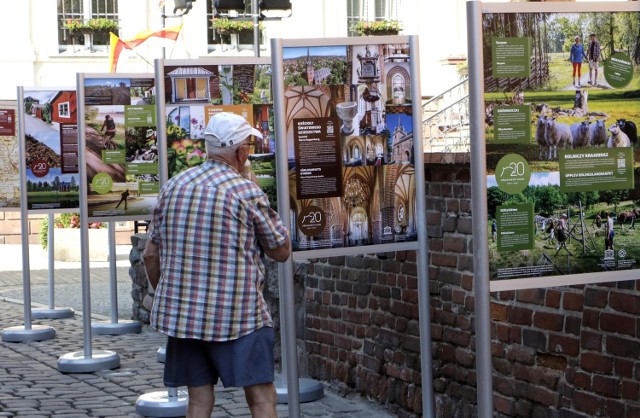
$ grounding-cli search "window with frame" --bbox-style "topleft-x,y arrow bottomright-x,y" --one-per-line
58,102 -> 70,118
57,0 -> 119,51
347,0 -> 400,37
206,0 -> 263,52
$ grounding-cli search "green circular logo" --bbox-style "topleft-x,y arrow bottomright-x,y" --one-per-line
604,52 -> 633,89
91,173 -> 113,194
495,154 -> 531,194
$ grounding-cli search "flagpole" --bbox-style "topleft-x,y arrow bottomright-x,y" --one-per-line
161,3 -> 166,59
131,50 -> 155,67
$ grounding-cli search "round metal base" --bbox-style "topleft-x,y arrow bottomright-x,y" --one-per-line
275,377 -> 324,404
92,320 -> 142,335
57,349 -> 120,373
136,388 -> 188,417
1,324 -> 56,342
157,347 -> 166,363
32,307 -> 75,320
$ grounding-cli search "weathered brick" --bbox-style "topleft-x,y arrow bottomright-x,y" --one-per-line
604,399 -> 626,418
546,289 -> 562,308
524,385 -> 560,407
516,288 -> 546,305
584,287 -> 608,308
564,315 -> 581,336
537,354 -> 567,371
390,301 -> 413,319
513,363 -> 558,388
493,375 -> 517,397
609,291 -> 640,315
580,330 -> 602,351
523,329 -> 546,350
621,380 -> 640,401
580,352 -> 613,374
511,325 -> 524,345
506,345 -> 536,365
562,292 -> 584,311
443,328 -> 471,347
614,358 -> 634,378
533,311 -> 564,331
572,371 -> 591,390
431,253 -> 458,268
490,302 -> 508,322
600,312 -> 636,336
582,308 -> 600,329
494,323 -> 509,342
508,306 -> 533,326
493,393 -> 515,415
572,391 -> 602,416
549,334 -> 579,356
592,375 -> 620,397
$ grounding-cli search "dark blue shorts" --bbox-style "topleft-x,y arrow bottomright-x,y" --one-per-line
163,327 -> 275,388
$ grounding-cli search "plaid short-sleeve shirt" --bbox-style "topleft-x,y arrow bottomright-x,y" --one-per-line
149,160 -> 288,341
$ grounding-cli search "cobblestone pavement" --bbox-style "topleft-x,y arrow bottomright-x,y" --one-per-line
0,245 -> 395,417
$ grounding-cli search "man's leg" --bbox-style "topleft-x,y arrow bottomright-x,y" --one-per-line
244,382 -> 277,418
187,384 -> 215,418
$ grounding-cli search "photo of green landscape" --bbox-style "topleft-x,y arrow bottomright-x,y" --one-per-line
482,10 -> 640,280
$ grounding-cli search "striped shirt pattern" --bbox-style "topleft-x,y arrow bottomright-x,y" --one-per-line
149,160 -> 287,341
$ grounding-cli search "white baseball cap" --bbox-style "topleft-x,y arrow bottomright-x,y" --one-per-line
204,112 -> 262,148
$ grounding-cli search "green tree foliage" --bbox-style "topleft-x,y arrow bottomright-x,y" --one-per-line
533,185 -> 566,217
487,186 -> 506,218
600,189 -> 629,213
566,191 -> 600,210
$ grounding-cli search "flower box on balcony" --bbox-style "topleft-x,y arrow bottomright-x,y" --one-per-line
351,20 -> 401,36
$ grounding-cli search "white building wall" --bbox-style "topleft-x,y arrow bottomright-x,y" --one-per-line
0,0 -> 471,99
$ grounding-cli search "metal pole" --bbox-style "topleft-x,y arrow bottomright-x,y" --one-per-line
77,73 -> 94,359
18,87 -> 32,331
47,213 -> 55,309
467,2 -> 493,417
271,37 -> 301,418
409,35 -> 435,418
108,222 -> 118,322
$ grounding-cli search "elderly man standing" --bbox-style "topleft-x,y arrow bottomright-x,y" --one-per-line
143,112 -> 290,418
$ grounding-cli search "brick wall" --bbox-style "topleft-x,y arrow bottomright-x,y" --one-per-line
301,154 -> 640,417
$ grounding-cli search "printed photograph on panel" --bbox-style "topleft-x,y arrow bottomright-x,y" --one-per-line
282,42 -> 417,251
482,11 -> 640,279
23,89 -> 80,210
0,106 -> 22,209
84,78 -> 132,106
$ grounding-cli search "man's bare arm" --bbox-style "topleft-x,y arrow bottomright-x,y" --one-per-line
142,240 -> 161,289
263,236 -> 291,262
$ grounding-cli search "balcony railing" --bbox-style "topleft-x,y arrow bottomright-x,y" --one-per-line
422,77 -> 470,153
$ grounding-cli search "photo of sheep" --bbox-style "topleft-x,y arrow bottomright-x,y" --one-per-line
483,10 -> 640,281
